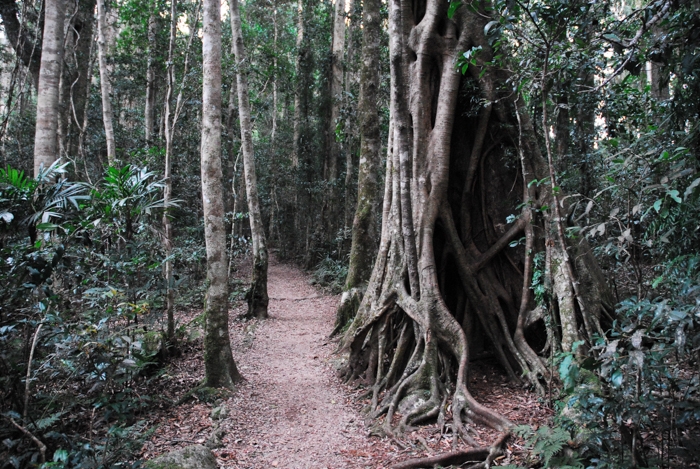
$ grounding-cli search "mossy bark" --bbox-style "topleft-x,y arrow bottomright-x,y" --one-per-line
201,0 -> 241,388
334,0 -> 383,333
230,0 -> 269,319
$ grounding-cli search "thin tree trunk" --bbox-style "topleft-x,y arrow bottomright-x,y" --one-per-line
163,0 -> 178,342
201,0 -> 241,388
163,0 -> 200,341
291,0 -> 306,252
268,0 -> 278,244
33,0 -> 65,176
96,0 -> 115,166
270,0 -> 278,143
230,0 -> 269,319
145,5 -> 158,143
334,0 -> 381,333
327,0 -> 346,183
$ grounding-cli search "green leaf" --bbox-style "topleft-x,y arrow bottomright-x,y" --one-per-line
668,189 -> 681,203
611,370 -> 623,388
653,199 -> 662,212
447,0 -> 462,19
685,178 -> 700,199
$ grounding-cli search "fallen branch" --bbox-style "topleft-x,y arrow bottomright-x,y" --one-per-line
390,433 -> 510,469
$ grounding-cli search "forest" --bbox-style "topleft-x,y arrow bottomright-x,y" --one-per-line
0,0 -> 699,466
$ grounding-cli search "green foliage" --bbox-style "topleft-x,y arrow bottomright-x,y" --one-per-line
555,256 -> 700,467
0,163 -> 174,468
503,425 -> 583,469
311,256 -> 348,294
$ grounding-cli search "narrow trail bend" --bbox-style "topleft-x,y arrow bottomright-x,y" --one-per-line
219,259 -> 390,468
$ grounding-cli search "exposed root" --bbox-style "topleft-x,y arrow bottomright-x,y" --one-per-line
389,432 -> 510,469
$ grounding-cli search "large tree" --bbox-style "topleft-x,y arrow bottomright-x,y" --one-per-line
340,0 -> 613,438
33,0 -> 65,176
201,0 -> 241,388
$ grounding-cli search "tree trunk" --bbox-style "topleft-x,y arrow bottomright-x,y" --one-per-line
291,0 -> 307,252
229,0 -> 269,319
163,0 -> 199,341
96,0 -> 116,166
201,0 -> 241,388
327,0 -> 346,184
334,0 -> 381,333
0,0 -> 42,91
163,0 -> 178,342
145,5 -> 158,143
340,0 -> 614,438
59,0 -> 96,159
33,0 -> 65,177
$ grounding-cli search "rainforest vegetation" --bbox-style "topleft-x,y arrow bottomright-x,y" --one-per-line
0,0 -> 699,466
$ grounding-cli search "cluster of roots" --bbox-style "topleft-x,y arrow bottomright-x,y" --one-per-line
337,0 -> 614,445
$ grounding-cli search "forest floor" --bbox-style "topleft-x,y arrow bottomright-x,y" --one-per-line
139,255 -> 552,468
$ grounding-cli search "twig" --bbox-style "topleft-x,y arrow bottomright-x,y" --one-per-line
5,415 -> 47,463
24,321 -> 44,421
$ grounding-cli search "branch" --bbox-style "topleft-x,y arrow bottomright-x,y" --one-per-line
473,216 -> 527,272
4,415 -> 47,463
591,0 -> 672,92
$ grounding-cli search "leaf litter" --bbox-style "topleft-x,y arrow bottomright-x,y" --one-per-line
139,255 -> 551,468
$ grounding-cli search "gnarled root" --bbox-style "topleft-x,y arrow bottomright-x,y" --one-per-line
390,432 -> 511,469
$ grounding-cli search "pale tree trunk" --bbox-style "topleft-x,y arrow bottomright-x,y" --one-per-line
334,0 -> 381,334
327,0 -> 346,183
163,0 -> 177,342
342,2 -> 356,251
96,0 -> 116,166
267,1 -> 278,245
340,0 -> 614,442
230,0 -> 269,319
201,0 -> 241,388
162,0 -> 199,341
290,0 -> 306,251
145,5 -> 158,143
270,1 -> 278,144
33,0 -> 65,177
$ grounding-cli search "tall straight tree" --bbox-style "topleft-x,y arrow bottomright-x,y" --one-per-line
229,0 -> 269,319
163,0 -> 199,341
201,0 -> 241,387
33,0 -> 65,176
145,4 -> 158,143
96,0 -> 116,166
334,0 -> 382,333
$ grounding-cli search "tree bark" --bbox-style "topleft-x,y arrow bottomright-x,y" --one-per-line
229,0 -> 269,319
163,0 -> 199,341
201,0 -> 241,388
339,0 -> 613,438
0,0 -> 42,91
33,0 -> 65,177
334,0 -> 382,333
96,0 -> 116,166
145,4 -> 158,143
59,0 -> 96,159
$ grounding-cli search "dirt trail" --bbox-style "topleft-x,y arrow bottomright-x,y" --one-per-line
141,257 -> 546,467
218,259 -> 392,468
